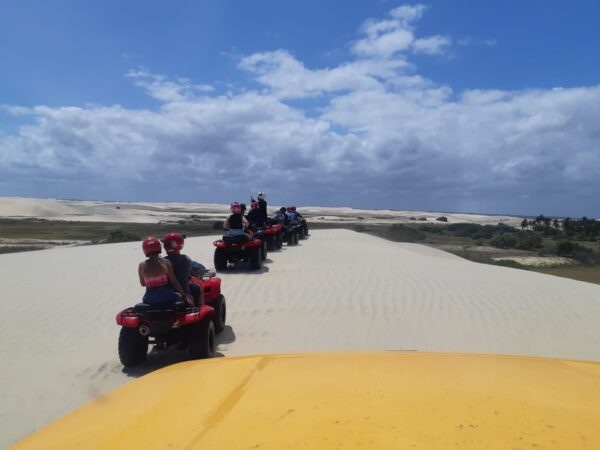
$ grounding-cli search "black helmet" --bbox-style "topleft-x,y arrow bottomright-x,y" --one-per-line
279,207 -> 286,213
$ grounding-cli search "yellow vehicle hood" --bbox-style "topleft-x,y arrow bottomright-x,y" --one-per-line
11,351 -> 600,449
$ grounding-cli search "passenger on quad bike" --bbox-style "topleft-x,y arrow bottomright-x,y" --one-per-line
286,206 -> 300,225
247,200 -> 267,228
138,237 -> 192,308
163,233 -> 204,306
274,206 -> 289,225
240,202 -> 248,220
224,202 -> 250,239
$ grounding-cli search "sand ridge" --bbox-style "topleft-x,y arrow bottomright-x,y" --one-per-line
1,229 -> 600,447
0,197 -> 523,226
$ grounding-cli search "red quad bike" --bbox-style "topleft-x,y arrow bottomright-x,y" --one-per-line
213,231 -> 265,271
262,222 -> 283,251
116,275 -> 224,367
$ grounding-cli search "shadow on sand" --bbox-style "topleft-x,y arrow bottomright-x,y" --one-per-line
218,264 -> 270,275
122,325 -> 236,379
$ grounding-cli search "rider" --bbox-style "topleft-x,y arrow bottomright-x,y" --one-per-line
291,206 -> 303,220
223,202 -> 250,238
247,200 -> 266,229
163,233 -> 204,306
274,206 -> 289,225
286,206 -> 299,225
138,237 -> 192,307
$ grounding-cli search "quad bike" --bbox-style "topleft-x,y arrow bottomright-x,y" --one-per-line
116,302 -> 215,368
116,272 -> 225,367
257,222 -> 283,251
213,230 -> 265,271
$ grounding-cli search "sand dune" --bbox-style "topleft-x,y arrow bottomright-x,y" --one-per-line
0,196 -> 523,226
1,229 -> 600,447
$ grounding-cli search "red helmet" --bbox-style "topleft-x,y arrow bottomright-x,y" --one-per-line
142,237 -> 162,256
163,232 -> 184,254
231,202 -> 241,213
251,201 -> 260,209
286,206 -> 293,212
291,206 -> 297,211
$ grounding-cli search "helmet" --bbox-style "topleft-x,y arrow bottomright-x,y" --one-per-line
231,202 -> 241,213
251,201 -> 260,209
163,232 -> 184,254
240,203 -> 247,213
291,206 -> 297,212
142,237 -> 162,257
257,191 -> 266,200
287,206 -> 293,212
279,207 -> 286,213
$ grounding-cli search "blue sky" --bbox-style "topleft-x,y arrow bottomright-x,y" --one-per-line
1,1 -> 600,216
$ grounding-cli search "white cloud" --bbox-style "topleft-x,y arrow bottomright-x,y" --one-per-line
413,35 -> 451,54
1,4 -> 599,214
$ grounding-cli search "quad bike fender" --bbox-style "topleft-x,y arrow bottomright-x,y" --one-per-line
193,276 -> 221,302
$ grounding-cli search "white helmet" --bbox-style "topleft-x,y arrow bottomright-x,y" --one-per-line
257,191 -> 266,200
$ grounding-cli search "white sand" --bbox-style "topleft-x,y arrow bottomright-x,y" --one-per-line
2,229 -> 600,447
0,196 -> 523,226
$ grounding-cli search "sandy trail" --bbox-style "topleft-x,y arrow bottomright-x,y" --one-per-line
1,229 -> 600,447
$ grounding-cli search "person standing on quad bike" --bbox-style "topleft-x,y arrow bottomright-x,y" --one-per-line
138,237 -> 193,307
163,233 -> 204,306
257,191 -> 268,223
247,200 -> 267,229
223,202 -> 250,238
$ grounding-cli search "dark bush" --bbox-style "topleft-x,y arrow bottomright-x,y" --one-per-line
556,241 -> 574,256
514,231 -> 543,250
418,224 -> 443,233
436,216 -> 448,222
381,224 -> 426,242
490,234 -> 518,249
106,230 -> 141,243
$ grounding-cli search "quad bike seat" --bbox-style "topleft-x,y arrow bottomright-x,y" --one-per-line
222,234 -> 250,244
134,301 -> 188,313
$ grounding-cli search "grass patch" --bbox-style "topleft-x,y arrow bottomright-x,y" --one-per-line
533,265 -> 600,285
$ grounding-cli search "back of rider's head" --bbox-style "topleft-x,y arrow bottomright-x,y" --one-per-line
163,232 -> 184,254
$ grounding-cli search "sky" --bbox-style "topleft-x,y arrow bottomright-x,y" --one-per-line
1,0 -> 599,216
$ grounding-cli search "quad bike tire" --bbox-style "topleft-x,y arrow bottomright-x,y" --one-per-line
189,318 -> 215,359
276,233 -> 283,249
118,327 -> 148,367
249,246 -> 263,270
214,248 -> 228,271
211,295 -> 226,334
298,227 -> 305,240
262,240 -> 268,260
266,235 -> 275,251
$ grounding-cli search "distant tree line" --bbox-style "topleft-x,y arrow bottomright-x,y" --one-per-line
521,215 -> 600,239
